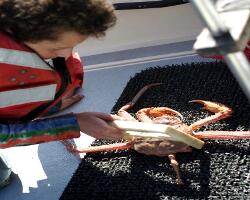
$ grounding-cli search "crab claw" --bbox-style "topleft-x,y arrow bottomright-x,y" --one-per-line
189,100 -> 233,131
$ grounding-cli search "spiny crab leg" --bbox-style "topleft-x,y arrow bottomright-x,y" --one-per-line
116,83 -> 163,121
189,100 -> 233,131
118,83 -> 162,111
188,100 -> 250,140
168,154 -> 183,185
194,131 -> 250,140
62,140 -> 133,154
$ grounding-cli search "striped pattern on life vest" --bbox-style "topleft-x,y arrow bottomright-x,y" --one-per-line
0,47 -> 58,108
0,84 -> 57,108
0,48 -> 53,70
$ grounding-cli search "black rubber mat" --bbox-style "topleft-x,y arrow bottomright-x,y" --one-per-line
60,61 -> 250,200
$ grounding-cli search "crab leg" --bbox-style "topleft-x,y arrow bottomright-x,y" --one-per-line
168,154 -> 184,185
189,100 -> 233,131
62,140 -> 133,154
188,100 -> 249,140
194,131 -> 250,140
114,83 -> 163,122
115,110 -> 138,121
119,83 -> 162,111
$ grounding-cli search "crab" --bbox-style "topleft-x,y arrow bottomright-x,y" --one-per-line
63,83 -> 250,184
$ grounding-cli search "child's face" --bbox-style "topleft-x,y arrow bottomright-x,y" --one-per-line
25,31 -> 88,59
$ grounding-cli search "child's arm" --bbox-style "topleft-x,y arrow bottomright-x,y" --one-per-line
0,113 -> 80,148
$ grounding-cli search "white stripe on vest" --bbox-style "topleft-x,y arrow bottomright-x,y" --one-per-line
0,84 -> 57,108
0,48 -> 53,70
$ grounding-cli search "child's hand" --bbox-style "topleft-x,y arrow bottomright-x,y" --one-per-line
76,112 -> 124,140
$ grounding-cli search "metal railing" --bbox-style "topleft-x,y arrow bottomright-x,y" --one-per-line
191,0 -> 250,101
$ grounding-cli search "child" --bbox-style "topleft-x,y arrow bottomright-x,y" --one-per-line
0,0 -> 124,188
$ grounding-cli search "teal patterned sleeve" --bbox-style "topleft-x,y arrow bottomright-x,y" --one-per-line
0,113 -> 80,148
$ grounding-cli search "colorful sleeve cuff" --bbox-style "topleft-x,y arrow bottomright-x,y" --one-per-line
0,113 -> 80,148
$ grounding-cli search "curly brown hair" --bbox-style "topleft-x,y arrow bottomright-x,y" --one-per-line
0,0 -> 116,42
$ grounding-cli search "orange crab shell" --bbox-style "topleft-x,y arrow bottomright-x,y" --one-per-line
136,107 -> 184,125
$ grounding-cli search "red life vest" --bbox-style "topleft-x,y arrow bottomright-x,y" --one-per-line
0,32 -> 84,122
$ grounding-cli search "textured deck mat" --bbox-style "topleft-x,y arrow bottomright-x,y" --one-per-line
60,62 -> 250,200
